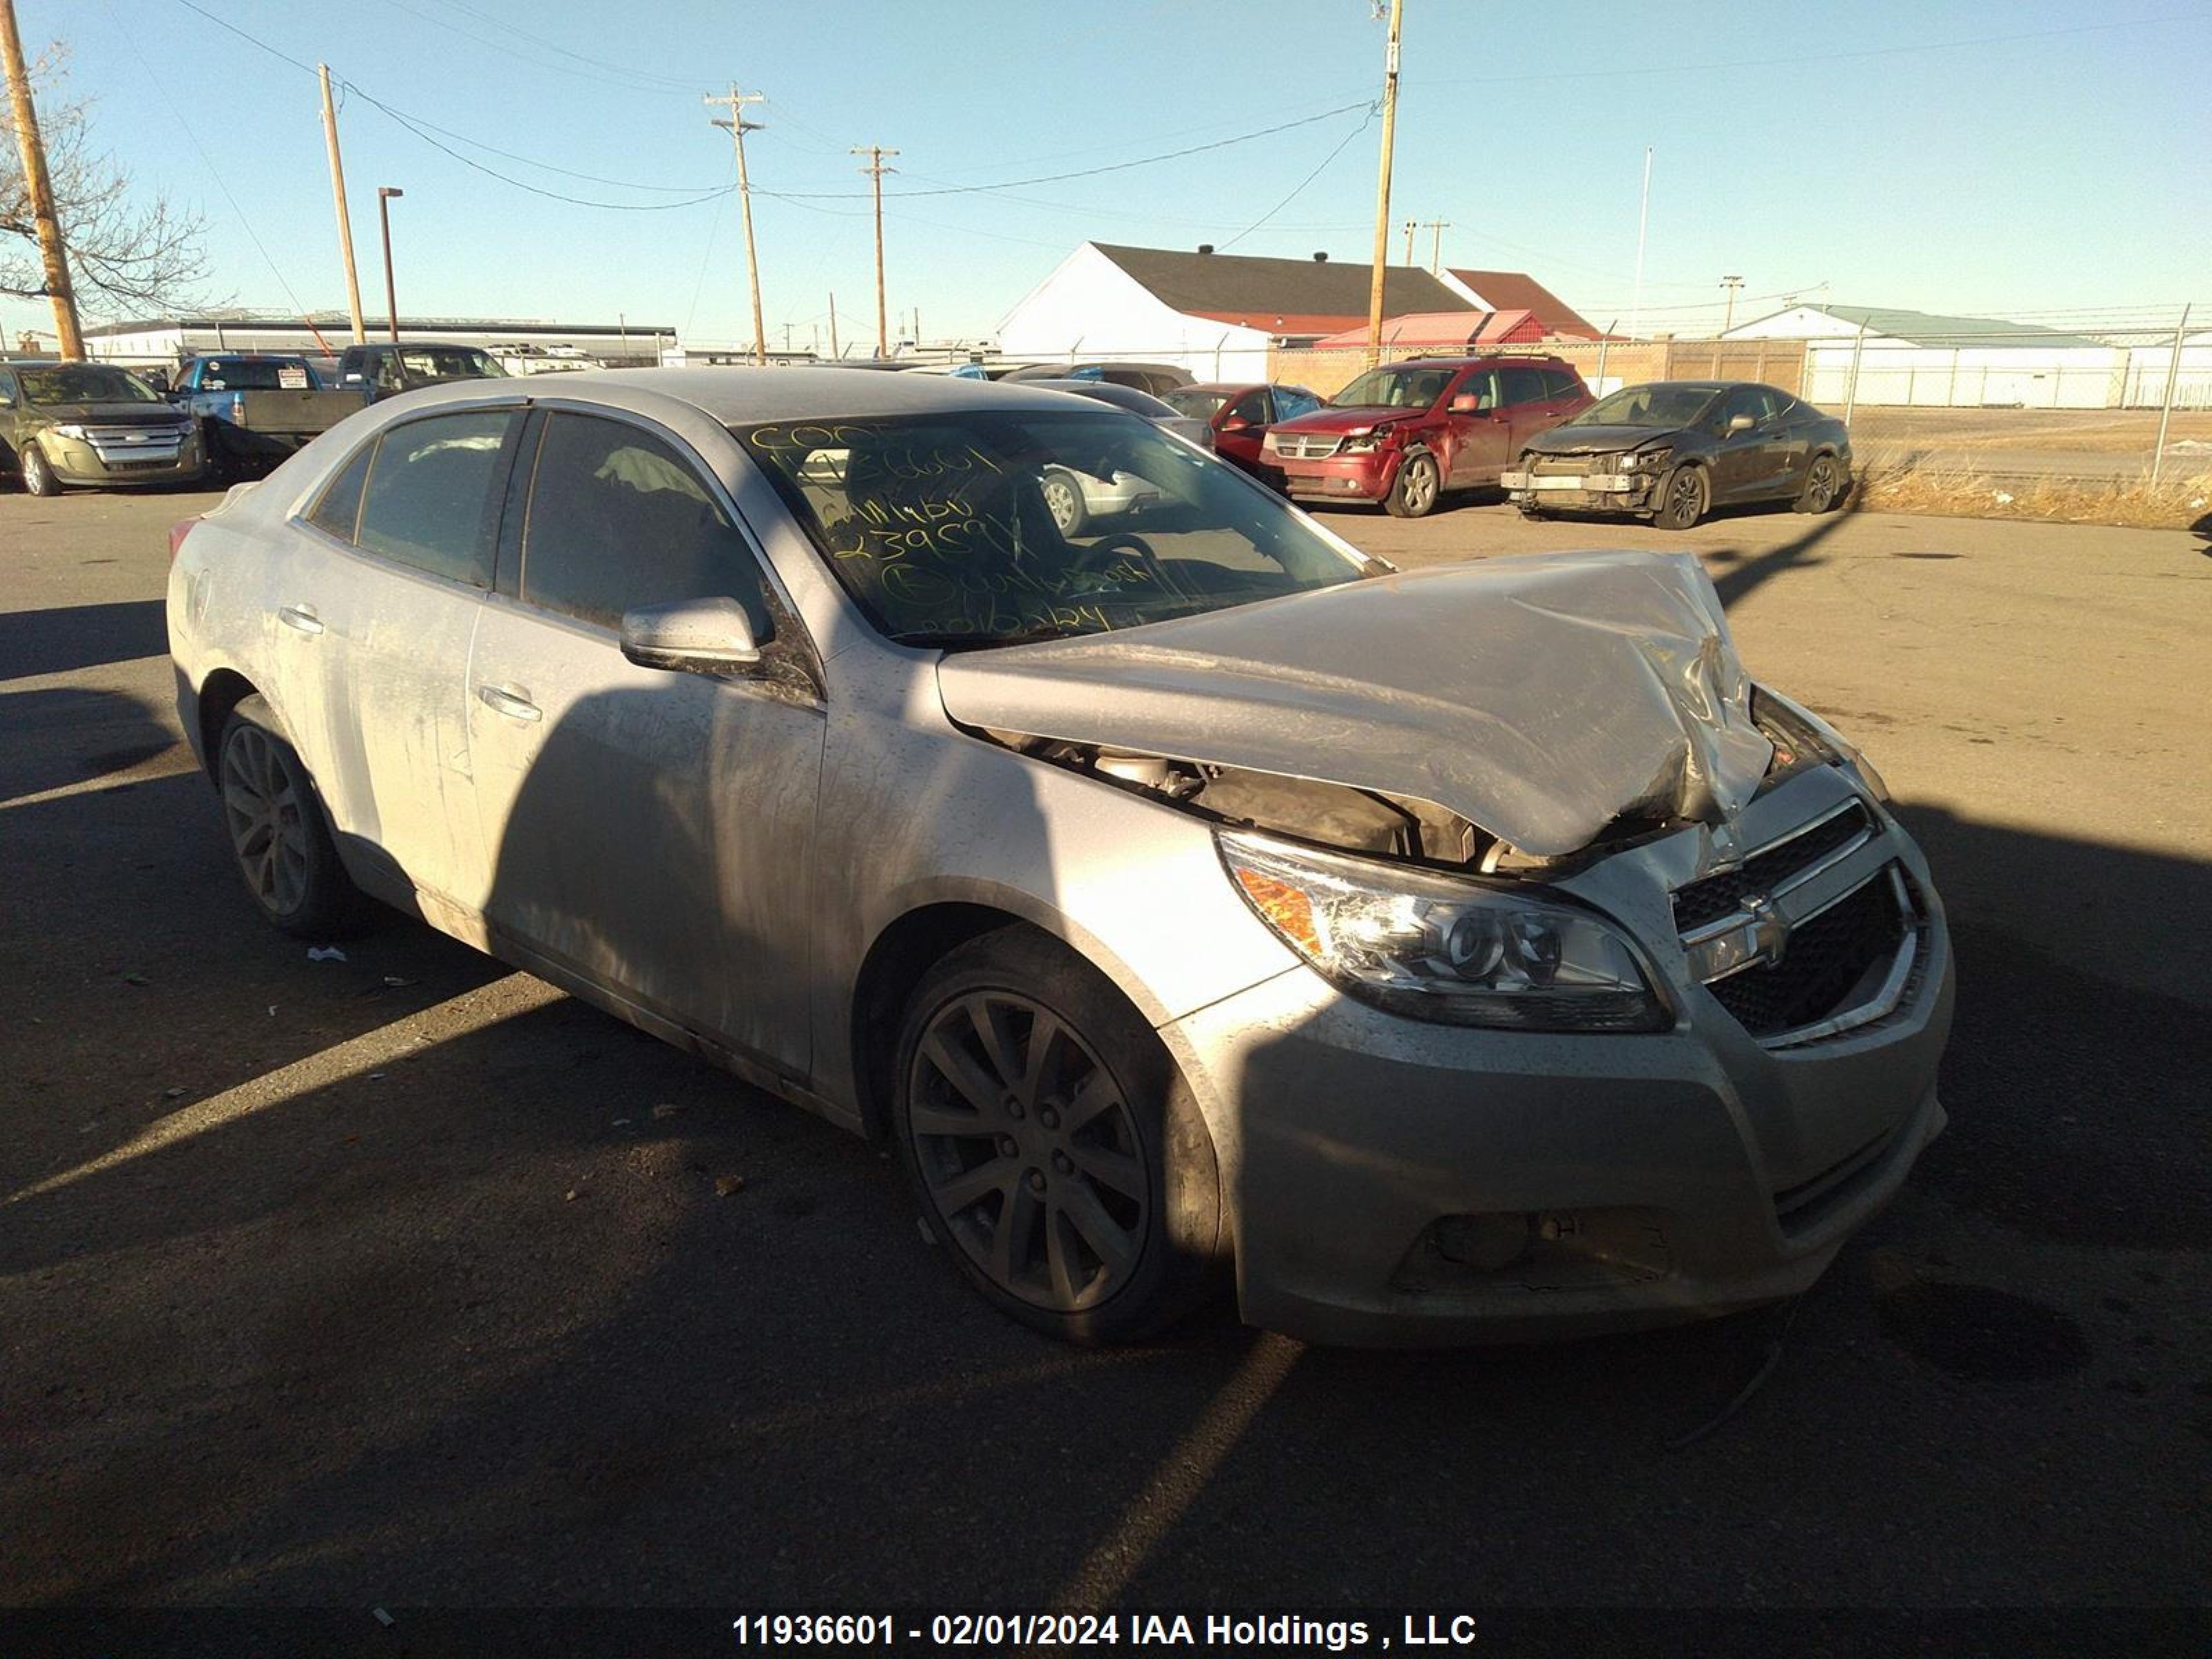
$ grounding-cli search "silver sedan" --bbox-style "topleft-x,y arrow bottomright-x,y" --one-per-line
168,369 -> 1953,1345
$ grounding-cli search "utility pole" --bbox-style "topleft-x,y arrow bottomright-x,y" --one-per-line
1721,274 -> 1744,334
852,144 -> 899,359
376,187 -> 403,343
1423,218 -> 1451,274
1628,144 -> 1652,340
1364,0 -> 1404,366
1401,218 -> 1415,265
827,290 -> 839,360
1,0 -> 84,357
704,84 -> 768,366
317,64 -> 367,344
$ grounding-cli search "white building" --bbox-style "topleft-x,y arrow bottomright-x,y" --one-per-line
998,243 -> 1483,382
1723,303 -> 2126,409
2119,329 -> 2212,410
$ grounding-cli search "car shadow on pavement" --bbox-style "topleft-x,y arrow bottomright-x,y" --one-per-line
6,782 -> 2209,1609
0,685 -> 181,804
0,599 -> 169,684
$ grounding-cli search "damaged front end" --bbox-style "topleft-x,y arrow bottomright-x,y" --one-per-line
939,551 -> 1901,1035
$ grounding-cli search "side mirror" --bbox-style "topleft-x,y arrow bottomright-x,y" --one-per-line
1727,413 -> 1756,434
1219,414 -> 1252,433
619,597 -> 762,675
1448,393 -> 1479,414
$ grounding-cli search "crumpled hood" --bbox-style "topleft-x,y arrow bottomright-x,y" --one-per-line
1521,423 -> 1687,456
935,550 -> 1774,858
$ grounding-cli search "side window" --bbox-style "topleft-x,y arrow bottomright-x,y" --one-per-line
1718,386 -> 1777,431
1544,368 -> 1582,400
1228,390 -> 1268,425
355,410 -> 514,585
306,441 -> 375,543
1457,368 -> 1500,411
518,412 -> 771,638
0,368 -> 17,404
1500,366 -> 1548,406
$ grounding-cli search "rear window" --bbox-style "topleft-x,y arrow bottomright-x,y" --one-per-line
306,442 -> 373,543
354,411 -> 516,586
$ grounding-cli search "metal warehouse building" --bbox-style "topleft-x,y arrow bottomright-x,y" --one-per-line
1721,303 -> 2126,409
80,313 -> 673,369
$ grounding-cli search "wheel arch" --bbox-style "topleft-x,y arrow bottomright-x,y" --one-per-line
194,668 -> 265,781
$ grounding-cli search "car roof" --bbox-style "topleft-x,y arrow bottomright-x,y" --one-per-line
591,366 -> 1127,422
1391,354 -> 1567,368
1020,378 -> 1180,416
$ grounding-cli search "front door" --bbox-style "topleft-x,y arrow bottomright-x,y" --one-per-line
1444,366 -> 1512,485
1212,387 -> 1271,474
1709,385 -> 1787,502
467,409 -> 826,1074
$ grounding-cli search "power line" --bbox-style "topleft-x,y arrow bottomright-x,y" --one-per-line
1217,106 -> 1375,252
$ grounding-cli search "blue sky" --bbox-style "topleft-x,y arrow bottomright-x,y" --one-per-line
8,0 -> 2208,350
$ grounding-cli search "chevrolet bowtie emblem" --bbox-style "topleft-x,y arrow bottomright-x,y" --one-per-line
1741,892 -> 1791,966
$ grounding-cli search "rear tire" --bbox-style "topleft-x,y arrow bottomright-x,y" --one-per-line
1383,450 -> 1441,518
21,442 -> 62,497
1793,451 -> 1847,514
892,927 -> 1225,1344
1039,468 -> 1089,536
216,695 -> 367,939
1653,463 -> 1708,531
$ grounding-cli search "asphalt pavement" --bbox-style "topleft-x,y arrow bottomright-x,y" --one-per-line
3,481 -> 2208,1626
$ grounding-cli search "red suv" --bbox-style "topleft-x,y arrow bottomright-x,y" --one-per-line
1264,355 -> 1593,517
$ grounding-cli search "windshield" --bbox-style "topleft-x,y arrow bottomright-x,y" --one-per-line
1573,384 -> 1721,428
740,411 -> 1367,646
1330,365 -> 1456,410
1164,388 -> 1229,420
18,364 -> 163,405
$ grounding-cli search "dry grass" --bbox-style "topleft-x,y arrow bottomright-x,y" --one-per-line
1848,407 -> 2212,454
1853,460 -> 2212,529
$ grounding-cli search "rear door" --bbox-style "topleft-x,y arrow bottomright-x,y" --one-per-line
467,407 -> 826,1072
1499,364 -> 1575,461
283,406 -> 521,920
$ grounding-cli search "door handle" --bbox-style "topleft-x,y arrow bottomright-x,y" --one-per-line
276,603 -> 324,635
477,682 -> 543,723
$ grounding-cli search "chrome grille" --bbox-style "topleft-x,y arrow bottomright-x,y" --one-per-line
1674,801 -> 1875,932
1271,433 -> 1341,460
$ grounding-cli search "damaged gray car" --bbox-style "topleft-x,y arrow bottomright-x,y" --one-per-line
169,370 -> 1952,1346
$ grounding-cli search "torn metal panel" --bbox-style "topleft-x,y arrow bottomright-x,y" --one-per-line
936,550 -> 1773,858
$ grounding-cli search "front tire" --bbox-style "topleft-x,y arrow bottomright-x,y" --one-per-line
1653,463 -> 1708,531
892,928 -> 1224,1344
1383,450 -> 1441,518
21,442 -> 62,497
216,695 -> 365,938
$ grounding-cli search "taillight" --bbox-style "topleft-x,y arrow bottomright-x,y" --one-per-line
169,518 -> 199,560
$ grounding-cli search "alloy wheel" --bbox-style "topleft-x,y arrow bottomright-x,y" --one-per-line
907,990 -> 1150,1312
221,725 -> 310,916
1805,456 -> 1839,511
1040,475 -> 1082,533
1663,467 -> 1707,527
1398,456 -> 1438,514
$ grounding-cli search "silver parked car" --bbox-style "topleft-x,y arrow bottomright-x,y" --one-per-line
169,369 -> 1953,1346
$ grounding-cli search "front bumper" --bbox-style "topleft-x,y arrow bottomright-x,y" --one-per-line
1275,448 -> 1394,502
1501,464 -> 1657,514
1157,771 -> 1954,1346
44,429 -> 204,487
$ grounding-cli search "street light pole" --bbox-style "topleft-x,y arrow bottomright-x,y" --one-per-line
377,187 -> 404,344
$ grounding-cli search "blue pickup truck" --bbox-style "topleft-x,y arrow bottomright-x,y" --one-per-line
165,354 -> 362,478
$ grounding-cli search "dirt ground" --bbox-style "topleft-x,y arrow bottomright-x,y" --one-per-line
3,483 -> 2209,1633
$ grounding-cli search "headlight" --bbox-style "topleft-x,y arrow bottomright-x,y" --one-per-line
1219,832 -> 1670,1033
1340,425 -> 1387,454
1618,446 -> 1671,472
50,422 -> 89,440
1752,686 -> 1890,801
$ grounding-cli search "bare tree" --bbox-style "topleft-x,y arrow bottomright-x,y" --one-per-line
2,42 -> 212,315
